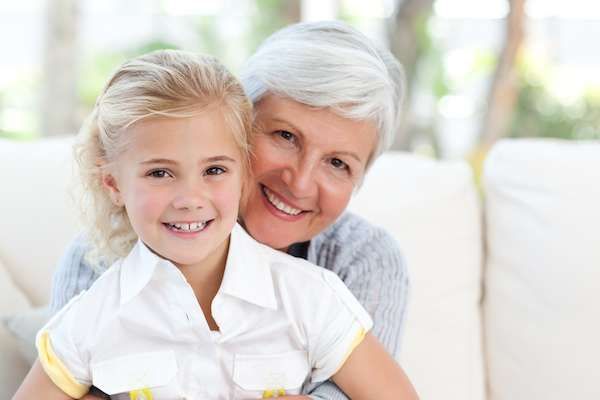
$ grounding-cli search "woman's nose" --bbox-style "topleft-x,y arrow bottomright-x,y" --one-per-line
281,158 -> 318,198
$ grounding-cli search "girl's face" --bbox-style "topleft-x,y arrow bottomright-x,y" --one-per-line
240,95 -> 377,250
103,108 -> 244,271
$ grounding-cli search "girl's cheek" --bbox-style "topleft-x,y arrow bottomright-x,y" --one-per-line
134,187 -> 167,215
213,179 -> 244,212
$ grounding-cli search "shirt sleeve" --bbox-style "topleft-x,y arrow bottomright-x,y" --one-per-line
36,290 -> 91,398
50,233 -> 103,314
304,214 -> 410,399
308,269 -> 374,383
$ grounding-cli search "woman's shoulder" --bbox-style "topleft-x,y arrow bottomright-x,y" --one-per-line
310,212 -> 403,260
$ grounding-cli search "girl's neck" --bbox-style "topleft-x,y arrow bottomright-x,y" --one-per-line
176,237 -> 230,331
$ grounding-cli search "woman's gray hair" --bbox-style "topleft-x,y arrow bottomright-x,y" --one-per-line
241,20 -> 406,167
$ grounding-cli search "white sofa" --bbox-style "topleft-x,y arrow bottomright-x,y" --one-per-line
1,136 -> 599,399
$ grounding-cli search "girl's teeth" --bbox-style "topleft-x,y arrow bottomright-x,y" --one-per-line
169,222 -> 207,232
263,187 -> 302,216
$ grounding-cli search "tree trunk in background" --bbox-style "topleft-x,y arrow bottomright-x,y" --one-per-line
283,0 -> 301,23
41,0 -> 80,136
479,0 -> 526,148
388,0 -> 434,150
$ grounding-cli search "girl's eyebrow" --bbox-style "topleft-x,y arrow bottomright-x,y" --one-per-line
140,156 -> 237,165
203,155 -> 237,163
140,158 -> 177,165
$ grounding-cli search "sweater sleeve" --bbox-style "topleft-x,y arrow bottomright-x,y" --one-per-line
349,229 -> 409,358
49,234 -> 103,314
304,213 -> 410,399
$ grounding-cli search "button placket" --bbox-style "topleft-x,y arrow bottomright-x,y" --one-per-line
162,269 -> 212,342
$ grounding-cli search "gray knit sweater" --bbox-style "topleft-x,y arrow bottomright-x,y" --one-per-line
50,212 -> 409,400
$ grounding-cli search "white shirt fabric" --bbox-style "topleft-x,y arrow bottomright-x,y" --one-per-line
38,224 -> 373,399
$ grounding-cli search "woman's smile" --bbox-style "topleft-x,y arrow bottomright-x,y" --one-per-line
240,95 -> 376,250
261,184 -> 308,218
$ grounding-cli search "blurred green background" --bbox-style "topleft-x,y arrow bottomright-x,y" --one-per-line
1,0 -> 599,159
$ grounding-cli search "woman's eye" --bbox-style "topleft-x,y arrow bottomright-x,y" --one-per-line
148,169 -> 171,178
330,158 -> 348,171
276,130 -> 295,143
205,166 -> 226,175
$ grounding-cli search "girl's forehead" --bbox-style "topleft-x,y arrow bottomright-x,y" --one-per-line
122,113 -> 243,161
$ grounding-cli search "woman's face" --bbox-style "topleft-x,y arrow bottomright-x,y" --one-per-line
240,95 -> 377,250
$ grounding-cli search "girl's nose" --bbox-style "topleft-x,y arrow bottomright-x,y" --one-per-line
172,181 -> 206,210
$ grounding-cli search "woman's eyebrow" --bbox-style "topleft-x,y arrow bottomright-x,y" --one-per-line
271,117 -> 305,138
335,151 -> 362,163
270,117 -> 362,163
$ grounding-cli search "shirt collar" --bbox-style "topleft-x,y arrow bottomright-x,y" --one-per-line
218,223 -> 278,310
119,239 -> 163,305
119,224 -> 278,310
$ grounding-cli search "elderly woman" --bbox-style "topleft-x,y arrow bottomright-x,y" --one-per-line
51,21 -> 412,399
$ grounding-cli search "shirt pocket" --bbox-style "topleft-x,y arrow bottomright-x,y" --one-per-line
233,350 -> 310,399
91,350 -> 183,400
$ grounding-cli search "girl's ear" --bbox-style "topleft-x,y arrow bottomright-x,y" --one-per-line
102,171 -> 123,207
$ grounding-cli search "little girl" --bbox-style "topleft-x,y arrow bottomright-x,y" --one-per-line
13,50 -> 417,400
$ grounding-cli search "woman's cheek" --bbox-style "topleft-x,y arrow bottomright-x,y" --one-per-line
321,179 -> 354,219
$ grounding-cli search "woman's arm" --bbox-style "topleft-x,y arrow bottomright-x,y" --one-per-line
332,333 -> 418,400
50,234 -> 102,313
305,214 -> 410,399
12,360 -> 74,400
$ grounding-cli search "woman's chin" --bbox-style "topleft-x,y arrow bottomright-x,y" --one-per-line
244,222 -> 296,250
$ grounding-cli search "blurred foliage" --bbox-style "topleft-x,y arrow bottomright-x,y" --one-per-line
509,60 -> 600,140
247,0 -> 292,53
0,75 -> 40,140
79,40 -> 179,108
3,1 -> 599,145
195,16 -> 223,57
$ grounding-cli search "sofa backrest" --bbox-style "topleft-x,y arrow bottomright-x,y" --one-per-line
1,137 -> 81,307
483,139 -> 600,400
350,152 -> 485,400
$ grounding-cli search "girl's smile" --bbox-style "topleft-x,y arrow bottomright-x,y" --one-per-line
102,107 -> 244,274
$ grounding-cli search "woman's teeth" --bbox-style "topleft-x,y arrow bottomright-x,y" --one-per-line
166,221 -> 207,232
263,187 -> 302,216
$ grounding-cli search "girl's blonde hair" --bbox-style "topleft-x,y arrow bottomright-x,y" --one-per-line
75,49 -> 253,268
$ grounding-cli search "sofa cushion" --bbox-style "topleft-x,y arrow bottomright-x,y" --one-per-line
2,306 -> 51,365
483,139 -> 600,400
0,137 -> 80,306
350,152 -> 485,400
0,323 -> 31,399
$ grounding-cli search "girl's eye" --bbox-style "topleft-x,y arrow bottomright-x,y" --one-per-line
148,169 -> 172,178
205,166 -> 226,175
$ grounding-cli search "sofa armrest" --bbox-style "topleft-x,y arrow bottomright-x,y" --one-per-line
0,323 -> 30,398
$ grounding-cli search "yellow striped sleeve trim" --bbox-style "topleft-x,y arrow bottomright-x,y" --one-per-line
333,328 -> 367,375
36,330 -> 89,399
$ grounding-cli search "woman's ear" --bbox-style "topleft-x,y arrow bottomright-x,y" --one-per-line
102,171 -> 123,207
